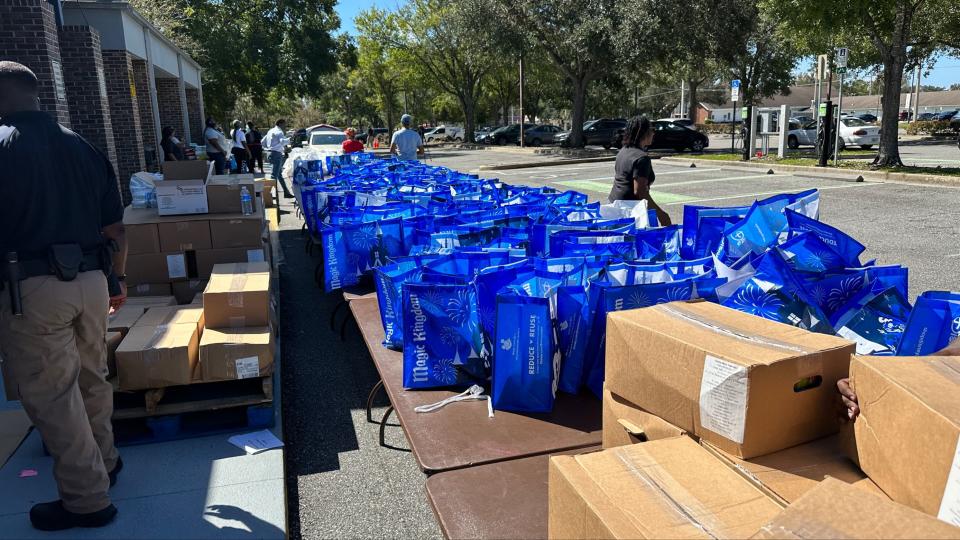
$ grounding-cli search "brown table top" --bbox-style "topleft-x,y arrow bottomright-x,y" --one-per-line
425,446 -> 601,540
349,295 -> 602,474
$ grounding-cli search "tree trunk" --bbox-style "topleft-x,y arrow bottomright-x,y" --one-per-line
569,76 -> 589,147
686,79 -> 699,123
460,94 -> 476,143
873,52 -> 906,167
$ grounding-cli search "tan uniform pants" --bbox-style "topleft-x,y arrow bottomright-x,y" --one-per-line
0,271 -> 117,513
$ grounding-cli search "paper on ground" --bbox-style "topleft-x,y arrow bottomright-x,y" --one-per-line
228,430 -> 284,455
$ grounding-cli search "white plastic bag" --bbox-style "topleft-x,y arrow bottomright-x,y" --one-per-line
599,199 -> 649,229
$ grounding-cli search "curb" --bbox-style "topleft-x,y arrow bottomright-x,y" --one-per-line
478,156 -> 617,171
660,156 -> 960,187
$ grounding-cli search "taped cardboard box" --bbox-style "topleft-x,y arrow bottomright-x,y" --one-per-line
848,355 -> 960,524
602,385 -> 687,449
126,222 -> 160,255
207,174 -> 257,214
195,246 -> 267,279
701,435 -> 884,506
134,306 -> 204,336
199,326 -> 274,381
115,323 -> 199,390
172,279 -> 208,305
107,304 -> 146,334
203,262 -> 271,328
123,295 -> 178,308
157,219 -> 211,252
157,161 -> 211,216
126,252 -> 189,285
750,478 -> 960,539
548,436 -> 782,539
209,215 -> 263,249
605,302 -> 855,459
127,283 -> 173,298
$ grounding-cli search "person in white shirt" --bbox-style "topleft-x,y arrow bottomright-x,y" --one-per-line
230,120 -> 250,174
390,114 -> 424,161
204,117 -> 227,174
262,119 -> 292,197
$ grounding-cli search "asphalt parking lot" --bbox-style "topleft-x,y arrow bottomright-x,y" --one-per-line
280,148 -> 960,539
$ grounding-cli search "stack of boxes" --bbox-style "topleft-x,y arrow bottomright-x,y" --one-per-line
549,301 -> 960,539
110,161 -> 277,394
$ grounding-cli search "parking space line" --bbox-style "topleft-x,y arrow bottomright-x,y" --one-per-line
663,182 -> 882,206
656,168 -> 722,175
657,174 -> 788,188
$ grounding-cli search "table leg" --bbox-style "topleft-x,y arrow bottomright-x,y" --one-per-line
329,299 -> 347,331
366,380 -> 384,423
378,406 -> 410,452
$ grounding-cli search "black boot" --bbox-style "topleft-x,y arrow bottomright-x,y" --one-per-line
109,457 -> 124,487
29,501 -> 117,531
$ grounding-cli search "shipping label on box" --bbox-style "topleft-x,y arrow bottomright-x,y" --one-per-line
199,326 -> 274,381
850,355 -> 960,524
604,301 -> 855,459
209,215 -> 263,249
115,322 -> 199,390
158,220 -> 211,251
202,262 -> 270,328
548,436 -> 782,539
751,478 -> 960,539
126,252 -> 188,285
602,385 -> 686,449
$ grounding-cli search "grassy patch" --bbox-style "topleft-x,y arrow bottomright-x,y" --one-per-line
679,152 -> 960,177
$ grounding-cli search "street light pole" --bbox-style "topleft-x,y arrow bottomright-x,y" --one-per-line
519,54 -> 524,148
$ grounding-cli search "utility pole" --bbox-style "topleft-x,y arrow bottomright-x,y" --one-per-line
679,80 -> 685,119
912,64 -> 921,122
519,54 -> 524,148
833,47 -> 848,165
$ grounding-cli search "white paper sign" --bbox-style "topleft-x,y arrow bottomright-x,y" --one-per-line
235,356 -> 260,379
699,355 -> 749,444
227,430 -> 283,455
938,435 -> 960,526
166,254 -> 187,279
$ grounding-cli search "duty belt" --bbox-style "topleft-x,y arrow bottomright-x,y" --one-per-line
15,253 -> 104,280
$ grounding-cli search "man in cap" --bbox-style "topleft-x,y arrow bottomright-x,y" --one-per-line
0,61 -> 124,531
389,114 -> 424,161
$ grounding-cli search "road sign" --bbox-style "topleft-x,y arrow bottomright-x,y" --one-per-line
731,79 -> 741,102
836,47 -> 849,68
818,103 -> 827,117
741,107 -> 748,118
836,67 -> 847,74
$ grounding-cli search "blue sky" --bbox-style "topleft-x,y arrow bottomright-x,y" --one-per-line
333,2 -> 959,89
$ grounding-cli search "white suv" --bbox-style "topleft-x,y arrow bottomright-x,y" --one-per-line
424,125 -> 463,143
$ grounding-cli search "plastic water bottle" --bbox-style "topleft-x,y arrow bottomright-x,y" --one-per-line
240,186 -> 254,215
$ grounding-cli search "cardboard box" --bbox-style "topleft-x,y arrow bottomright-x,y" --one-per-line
157,161 -> 211,216
259,183 -> 274,208
602,385 -> 687,449
157,220 -> 211,251
107,304 -> 146,334
209,215 -> 263,248
123,295 -> 178,308
106,331 -> 123,378
199,326 -> 274,381
750,478 -> 960,539
203,262 -> 271,328
126,222 -> 160,255
195,246 -> 267,279
115,323 -> 199,390
207,174 -> 257,214
126,252 -> 189,285
134,306 -> 204,336
172,279 -> 208,305
849,355 -> 960,524
702,435 -> 879,506
127,283 -> 173,297
548,436 -> 782,539
605,302 -> 855,459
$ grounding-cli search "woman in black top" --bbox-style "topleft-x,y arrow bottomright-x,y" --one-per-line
608,115 -> 671,225
160,126 -> 184,162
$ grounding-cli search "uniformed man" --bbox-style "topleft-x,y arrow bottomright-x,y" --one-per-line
0,61 -> 126,530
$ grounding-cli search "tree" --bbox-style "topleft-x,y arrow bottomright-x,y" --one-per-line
768,0 -> 960,167
355,9 -> 404,132
494,0 -> 644,147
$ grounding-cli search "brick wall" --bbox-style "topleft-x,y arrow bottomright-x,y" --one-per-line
0,0 -> 71,125
58,25 -> 119,189
102,49 -> 145,204
156,77 -> 185,141
185,87 -> 202,144
131,58 -> 159,171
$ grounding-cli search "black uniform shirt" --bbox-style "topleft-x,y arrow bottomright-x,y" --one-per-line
609,146 -> 656,203
0,110 -> 124,258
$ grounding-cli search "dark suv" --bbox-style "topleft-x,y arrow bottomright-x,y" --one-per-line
556,118 -> 627,148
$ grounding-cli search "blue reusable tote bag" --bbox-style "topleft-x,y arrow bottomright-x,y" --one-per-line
897,291 -> 960,355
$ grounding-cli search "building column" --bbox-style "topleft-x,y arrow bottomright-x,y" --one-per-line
102,49 -> 145,204
131,58 -> 159,171
0,0 -> 71,125
58,25 -> 119,184
176,55 -> 191,144
185,87 -> 203,144
156,77 -> 186,145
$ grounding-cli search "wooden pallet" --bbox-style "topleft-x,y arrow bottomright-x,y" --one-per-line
111,375 -> 274,419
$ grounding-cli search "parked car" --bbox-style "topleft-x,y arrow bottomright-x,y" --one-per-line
951,114 -> 960,132
523,124 -> 563,146
917,112 -> 937,121
610,120 -> 709,152
423,125 -> 464,143
356,127 -> 389,144
306,127 -> 347,159
474,126 -> 495,141
787,117 -> 880,150
935,110 -> 958,122
290,123 -> 342,148
556,118 -> 627,148
855,113 -> 878,123
657,117 -> 695,127
478,123 -> 537,145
